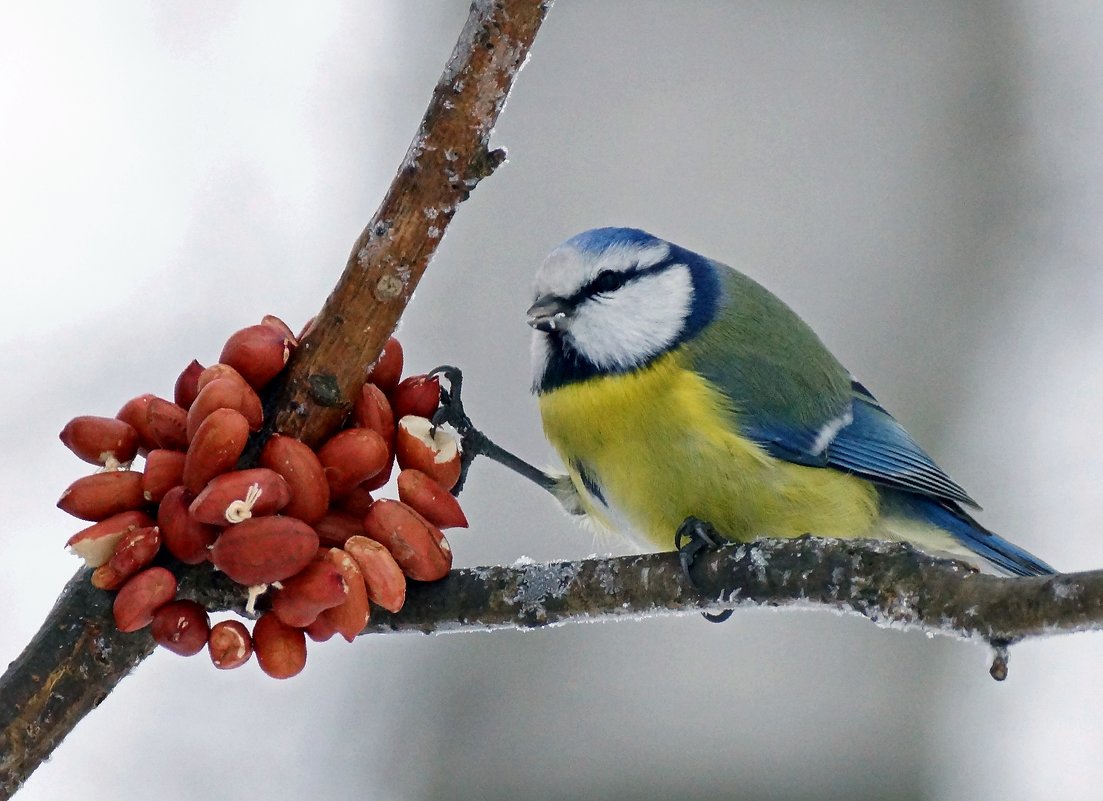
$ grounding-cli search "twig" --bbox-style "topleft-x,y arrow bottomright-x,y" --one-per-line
0,2 -> 551,796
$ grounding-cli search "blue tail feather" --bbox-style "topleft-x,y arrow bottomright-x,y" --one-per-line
894,494 -> 1055,577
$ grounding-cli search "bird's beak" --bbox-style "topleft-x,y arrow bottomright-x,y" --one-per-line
526,296 -> 573,333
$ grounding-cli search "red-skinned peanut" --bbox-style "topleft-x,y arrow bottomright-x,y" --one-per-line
353,383 -> 396,445
317,547 -> 371,642
253,613 -> 307,679
67,510 -> 156,567
57,470 -> 146,521
317,428 -> 389,499
390,374 -> 440,420
219,324 -> 294,391
343,535 -> 407,613
186,377 -> 263,440
141,449 -> 186,503
364,336 -> 403,394
208,619 -> 253,669
362,499 -> 452,582
59,416 -> 139,467
113,567 -> 177,633
270,561 -> 348,628
207,622 -> 252,670
152,600 -> 211,656
158,485 -> 218,564
395,416 -> 462,491
92,525 -> 161,589
258,435 -> 330,524
209,515 -> 319,586
188,468 -> 290,525
183,408 -> 250,494
174,359 -> 205,410
145,398 -> 189,452
397,469 -> 468,528
115,394 -> 160,456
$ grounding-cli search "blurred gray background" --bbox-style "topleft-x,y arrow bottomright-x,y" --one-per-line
4,2 -> 1103,799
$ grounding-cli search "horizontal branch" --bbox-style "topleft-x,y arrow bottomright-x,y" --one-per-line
5,533 -> 1094,799
183,536 -> 1101,645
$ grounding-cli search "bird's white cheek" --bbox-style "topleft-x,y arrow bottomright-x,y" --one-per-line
570,267 -> 693,371
530,332 -> 551,387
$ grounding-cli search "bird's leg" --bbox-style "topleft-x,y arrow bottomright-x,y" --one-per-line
674,516 -> 734,624
429,365 -> 560,496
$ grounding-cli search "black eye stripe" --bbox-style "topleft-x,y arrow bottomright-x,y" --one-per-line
566,257 -> 679,306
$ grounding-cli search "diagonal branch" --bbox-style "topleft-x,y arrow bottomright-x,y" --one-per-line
0,2 -> 551,797
248,0 -> 553,452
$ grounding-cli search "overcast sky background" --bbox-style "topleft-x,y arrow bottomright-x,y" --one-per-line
5,3 -> 1103,800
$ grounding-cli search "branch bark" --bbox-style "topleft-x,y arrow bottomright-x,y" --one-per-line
176,536 -> 1103,648
0,2 -> 551,797
249,0 -> 551,452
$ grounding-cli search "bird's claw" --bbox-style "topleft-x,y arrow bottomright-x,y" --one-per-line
676,516 -> 722,578
428,365 -> 468,434
426,365 -> 564,498
675,516 -> 733,624
427,365 -> 478,494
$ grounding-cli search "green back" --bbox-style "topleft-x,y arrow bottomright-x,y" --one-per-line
683,262 -> 852,436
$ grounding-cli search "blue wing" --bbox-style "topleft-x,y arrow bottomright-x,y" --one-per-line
744,380 -> 1055,576
825,382 -> 980,508
747,380 -> 979,509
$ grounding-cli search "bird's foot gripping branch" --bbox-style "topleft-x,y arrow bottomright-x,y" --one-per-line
674,517 -> 735,624
56,326 -> 471,679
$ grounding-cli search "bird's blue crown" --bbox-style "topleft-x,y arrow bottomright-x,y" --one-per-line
563,226 -> 665,255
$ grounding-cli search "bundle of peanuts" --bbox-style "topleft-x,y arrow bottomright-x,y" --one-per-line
57,315 -> 467,679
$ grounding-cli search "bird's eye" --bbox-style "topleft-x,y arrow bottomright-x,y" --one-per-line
589,269 -> 626,296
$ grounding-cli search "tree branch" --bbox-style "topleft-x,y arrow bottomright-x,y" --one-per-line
0,573 -> 155,800
176,537 -> 1101,648
0,2 -> 551,797
248,0 -> 551,452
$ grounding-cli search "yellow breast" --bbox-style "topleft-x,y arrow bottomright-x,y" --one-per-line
537,350 -> 880,550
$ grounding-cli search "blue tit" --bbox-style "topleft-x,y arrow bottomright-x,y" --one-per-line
526,227 -> 1054,576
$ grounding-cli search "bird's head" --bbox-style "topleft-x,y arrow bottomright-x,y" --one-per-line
529,227 -> 721,393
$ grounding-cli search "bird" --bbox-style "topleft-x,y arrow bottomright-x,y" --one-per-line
526,226 -> 1054,576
